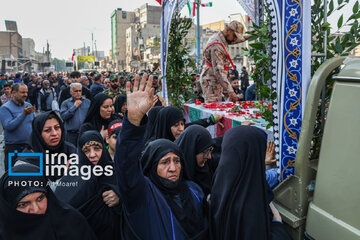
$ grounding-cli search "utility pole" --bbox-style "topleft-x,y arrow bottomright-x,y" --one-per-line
196,0 -> 201,73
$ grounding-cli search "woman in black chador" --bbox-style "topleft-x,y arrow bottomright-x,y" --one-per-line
0,164 -> 96,240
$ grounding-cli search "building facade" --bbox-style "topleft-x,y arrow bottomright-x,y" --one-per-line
111,8 -> 136,71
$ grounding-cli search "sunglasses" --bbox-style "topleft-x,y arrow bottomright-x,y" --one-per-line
110,79 -> 118,82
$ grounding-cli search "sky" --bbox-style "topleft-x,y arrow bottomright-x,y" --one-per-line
1,0 -> 355,60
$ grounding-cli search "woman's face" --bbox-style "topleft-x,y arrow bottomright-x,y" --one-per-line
157,152 -> 181,182
121,101 -> 127,113
41,118 -> 61,147
195,146 -> 213,167
82,142 -> 103,165
16,192 -> 47,214
100,98 -> 113,119
170,120 -> 185,140
106,133 -> 118,153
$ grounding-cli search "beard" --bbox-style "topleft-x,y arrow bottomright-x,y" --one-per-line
111,85 -> 119,89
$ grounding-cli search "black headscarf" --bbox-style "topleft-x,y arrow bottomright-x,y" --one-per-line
114,94 -> 126,114
175,125 -> 215,196
54,130 -> 121,240
141,139 -> 205,238
29,111 -> 75,154
149,106 -> 185,142
210,126 -> 271,240
83,93 -> 115,132
26,111 -> 76,180
143,106 -> 163,144
0,164 -> 97,240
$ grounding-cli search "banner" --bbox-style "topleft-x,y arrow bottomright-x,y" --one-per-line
264,0 -> 311,181
77,56 -> 95,63
236,0 -> 259,24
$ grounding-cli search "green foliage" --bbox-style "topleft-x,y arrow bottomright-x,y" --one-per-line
312,0 -> 360,75
165,9 -> 196,109
311,0 -> 360,159
242,5 -> 275,128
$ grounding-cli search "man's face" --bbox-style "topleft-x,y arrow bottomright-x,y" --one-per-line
82,78 -> 89,87
231,79 -> 240,89
225,29 -> 238,45
43,81 -> 50,89
13,85 -> 28,104
4,87 -> 11,96
152,78 -> 158,87
37,77 -> 43,83
119,77 -> 126,85
71,77 -> 81,83
70,85 -> 82,100
104,79 -> 111,88
110,79 -> 119,89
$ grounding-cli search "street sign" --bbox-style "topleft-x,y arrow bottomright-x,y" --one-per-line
77,56 -> 95,63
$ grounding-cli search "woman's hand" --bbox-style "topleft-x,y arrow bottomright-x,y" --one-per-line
100,125 -> 107,139
102,190 -> 120,207
265,141 -> 276,165
126,74 -> 154,126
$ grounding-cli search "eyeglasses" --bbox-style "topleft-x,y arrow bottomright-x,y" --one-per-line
202,146 -> 214,157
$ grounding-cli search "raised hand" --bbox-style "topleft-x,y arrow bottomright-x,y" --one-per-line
126,73 -> 154,126
265,141 -> 276,165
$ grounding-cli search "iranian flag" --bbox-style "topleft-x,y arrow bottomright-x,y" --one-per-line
201,2 -> 213,7
155,0 -> 161,5
187,2 -> 196,17
71,49 -> 75,62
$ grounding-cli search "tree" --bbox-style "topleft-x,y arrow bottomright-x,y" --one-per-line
165,9 -> 196,109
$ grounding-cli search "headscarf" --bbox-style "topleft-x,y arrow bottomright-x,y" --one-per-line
210,126 -> 271,240
29,111 -> 74,154
143,106 -> 163,144
27,111 -> 76,180
141,139 -> 204,238
175,125 -> 215,196
114,94 -> 126,114
83,93 -> 115,131
149,106 -> 185,142
54,130 -> 121,240
0,164 -> 97,240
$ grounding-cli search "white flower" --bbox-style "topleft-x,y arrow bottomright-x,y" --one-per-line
289,8 -> 298,17
289,88 -> 297,97
290,37 -> 298,47
290,59 -> 298,68
289,118 -> 298,126
287,146 -> 296,154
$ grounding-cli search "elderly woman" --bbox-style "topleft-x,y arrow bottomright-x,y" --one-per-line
115,74 -> 208,240
0,164 -> 96,240
55,130 -> 121,240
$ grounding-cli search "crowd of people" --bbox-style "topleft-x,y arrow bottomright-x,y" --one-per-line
0,70 -> 290,239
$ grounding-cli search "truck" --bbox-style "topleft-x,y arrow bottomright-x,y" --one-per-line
273,57 -> 360,240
